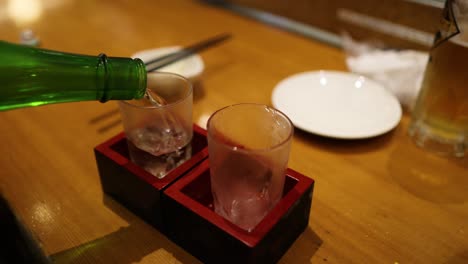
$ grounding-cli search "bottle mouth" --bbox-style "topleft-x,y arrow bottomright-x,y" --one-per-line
134,58 -> 148,99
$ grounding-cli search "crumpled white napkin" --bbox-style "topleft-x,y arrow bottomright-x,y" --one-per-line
343,36 -> 429,111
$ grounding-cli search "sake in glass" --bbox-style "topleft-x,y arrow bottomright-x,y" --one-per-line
119,72 -> 193,178
207,103 -> 293,232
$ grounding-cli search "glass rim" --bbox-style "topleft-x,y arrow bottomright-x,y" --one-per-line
119,71 -> 193,110
207,103 -> 294,153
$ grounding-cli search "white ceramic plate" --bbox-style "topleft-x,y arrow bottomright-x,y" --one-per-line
132,46 -> 204,83
271,70 -> 402,139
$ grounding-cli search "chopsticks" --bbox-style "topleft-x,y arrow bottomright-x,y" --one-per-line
144,33 -> 232,72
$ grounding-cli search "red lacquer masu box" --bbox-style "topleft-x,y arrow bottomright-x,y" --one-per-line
94,124 -> 315,264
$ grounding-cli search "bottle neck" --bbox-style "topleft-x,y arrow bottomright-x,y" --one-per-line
0,41 -> 147,111
97,54 -> 147,102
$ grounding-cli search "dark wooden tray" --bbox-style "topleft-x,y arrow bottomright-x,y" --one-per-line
94,125 -> 315,263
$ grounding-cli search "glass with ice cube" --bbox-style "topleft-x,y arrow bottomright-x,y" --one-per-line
207,103 -> 293,231
118,72 -> 193,178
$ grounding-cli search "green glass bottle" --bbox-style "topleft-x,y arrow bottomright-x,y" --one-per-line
0,41 -> 147,111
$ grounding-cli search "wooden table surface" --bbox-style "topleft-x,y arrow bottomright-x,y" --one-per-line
0,0 -> 467,263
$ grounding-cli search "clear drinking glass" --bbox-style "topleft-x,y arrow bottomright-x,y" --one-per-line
118,72 -> 193,178
409,0 -> 468,157
207,103 -> 293,232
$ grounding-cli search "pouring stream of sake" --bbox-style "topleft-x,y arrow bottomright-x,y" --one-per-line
144,89 -> 167,106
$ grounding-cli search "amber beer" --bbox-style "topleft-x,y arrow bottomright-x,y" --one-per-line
409,26 -> 468,157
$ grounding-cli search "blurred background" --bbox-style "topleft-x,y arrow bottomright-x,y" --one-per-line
206,0 -> 443,50
1,0 -> 444,50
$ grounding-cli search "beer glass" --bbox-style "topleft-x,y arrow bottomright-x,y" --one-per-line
409,0 -> 468,157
